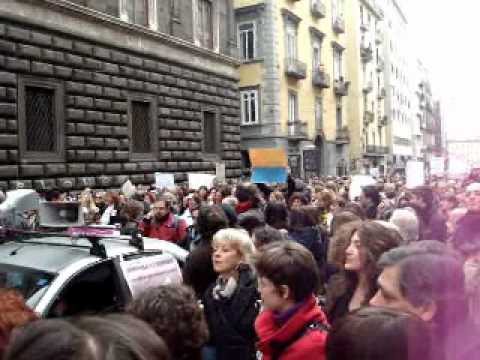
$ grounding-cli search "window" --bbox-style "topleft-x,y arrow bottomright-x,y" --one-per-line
288,92 -> 298,123
202,110 -> 220,155
286,21 -> 297,59
18,77 -> 64,162
126,0 -> 149,26
238,22 -> 255,61
312,39 -> 322,70
336,98 -> 343,129
332,0 -> 344,20
196,0 -> 214,49
70,0 -> 119,17
240,89 -> 259,125
128,96 -> 157,160
333,48 -> 343,80
315,97 -> 323,130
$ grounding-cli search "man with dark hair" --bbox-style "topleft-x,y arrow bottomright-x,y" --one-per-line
370,243 -> 478,360
140,197 -> 187,243
254,241 -> 329,360
359,185 -> 381,219
408,186 -> 447,241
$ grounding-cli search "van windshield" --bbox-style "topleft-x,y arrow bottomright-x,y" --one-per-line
0,264 -> 55,301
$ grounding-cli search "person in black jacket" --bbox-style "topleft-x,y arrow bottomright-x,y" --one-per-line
202,228 -> 259,360
183,205 -> 229,298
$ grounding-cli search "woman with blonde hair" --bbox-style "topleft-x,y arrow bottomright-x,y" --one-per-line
79,189 -> 99,224
202,228 -> 259,360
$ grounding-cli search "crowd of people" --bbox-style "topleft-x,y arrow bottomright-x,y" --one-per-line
1,173 -> 480,360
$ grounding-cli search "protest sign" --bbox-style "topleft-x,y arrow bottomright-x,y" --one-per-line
216,162 -> 226,182
249,148 -> 288,184
155,173 -> 175,190
188,173 -> 215,189
430,157 -> 445,176
121,180 -> 136,197
119,253 -> 182,298
406,161 -> 425,188
349,175 -> 376,201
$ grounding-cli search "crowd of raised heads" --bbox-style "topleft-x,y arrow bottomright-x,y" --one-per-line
1,173 -> 480,360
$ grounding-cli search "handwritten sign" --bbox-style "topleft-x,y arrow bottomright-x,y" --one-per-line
119,253 -> 182,298
188,173 -> 215,190
406,161 -> 425,188
155,173 -> 175,189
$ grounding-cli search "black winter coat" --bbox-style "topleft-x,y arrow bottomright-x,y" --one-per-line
202,266 -> 259,360
288,226 -> 326,269
183,240 -> 216,298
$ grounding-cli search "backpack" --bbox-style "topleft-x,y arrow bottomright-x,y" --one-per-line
269,320 -> 329,360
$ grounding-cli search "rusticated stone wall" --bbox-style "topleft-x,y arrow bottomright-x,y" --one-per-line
0,18 -> 241,191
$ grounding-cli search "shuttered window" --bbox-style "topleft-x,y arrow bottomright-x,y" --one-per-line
197,0 -> 214,49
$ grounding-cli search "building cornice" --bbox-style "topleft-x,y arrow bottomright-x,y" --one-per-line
235,3 -> 265,16
2,0 -> 240,78
360,0 -> 384,20
331,41 -> 345,52
281,8 -> 302,25
309,26 -> 325,41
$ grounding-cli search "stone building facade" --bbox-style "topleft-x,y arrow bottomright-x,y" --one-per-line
0,0 -> 240,191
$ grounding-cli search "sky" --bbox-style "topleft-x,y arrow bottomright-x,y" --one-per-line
402,0 -> 480,141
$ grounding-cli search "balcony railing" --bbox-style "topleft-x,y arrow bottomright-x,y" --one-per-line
335,126 -> 350,144
379,115 -> 388,126
312,68 -> 331,88
311,1 -> 326,18
363,81 -> 373,93
285,57 -> 307,79
360,22 -> 369,32
334,78 -> 350,96
375,29 -> 383,44
377,87 -> 386,99
366,145 -> 389,155
287,120 -> 308,139
333,17 -> 345,34
364,110 -> 374,125
376,58 -> 385,72
361,43 -> 373,63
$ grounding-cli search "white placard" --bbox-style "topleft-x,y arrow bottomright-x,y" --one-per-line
120,253 -> 182,298
216,163 -> 226,182
349,175 -> 376,201
406,161 -> 425,188
430,157 -> 445,176
155,173 -> 175,189
370,167 -> 379,178
188,173 -> 215,190
121,180 -> 136,198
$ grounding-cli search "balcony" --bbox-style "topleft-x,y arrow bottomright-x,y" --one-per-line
377,87 -> 386,100
364,110 -> 374,125
287,120 -> 308,139
376,58 -> 385,72
360,22 -> 369,32
333,17 -> 345,34
312,68 -> 331,88
335,126 -> 350,144
285,58 -> 307,79
376,29 -> 383,44
334,78 -> 350,96
379,115 -> 388,126
366,145 -> 389,155
363,81 -> 373,93
311,1 -> 326,19
361,43 -> 373,63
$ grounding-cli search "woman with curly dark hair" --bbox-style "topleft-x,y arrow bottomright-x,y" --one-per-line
325,221 -> 402,324
127,285 -> 209,360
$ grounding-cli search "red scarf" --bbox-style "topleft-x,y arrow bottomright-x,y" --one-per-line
236,200 -> 253,214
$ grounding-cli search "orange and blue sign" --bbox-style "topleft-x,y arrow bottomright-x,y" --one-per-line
249,148 -> 288,184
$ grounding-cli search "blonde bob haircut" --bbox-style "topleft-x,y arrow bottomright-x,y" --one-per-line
212,228 -> 255,263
